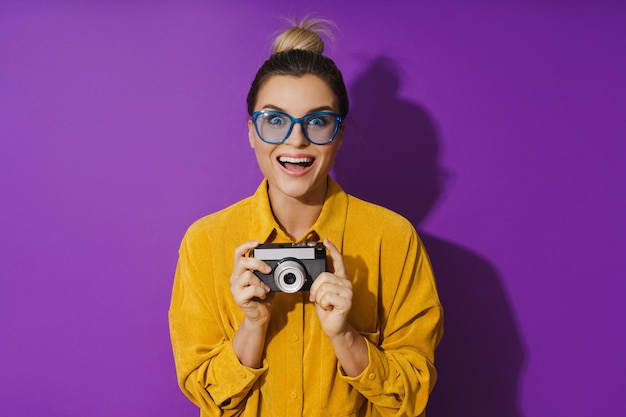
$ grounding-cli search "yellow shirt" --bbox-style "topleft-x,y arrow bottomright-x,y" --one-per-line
169,178 -> 443,416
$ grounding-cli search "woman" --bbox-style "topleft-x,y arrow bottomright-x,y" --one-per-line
169,17 -> 443,417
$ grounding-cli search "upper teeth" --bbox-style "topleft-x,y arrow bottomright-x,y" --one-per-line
279,156 -> 312,164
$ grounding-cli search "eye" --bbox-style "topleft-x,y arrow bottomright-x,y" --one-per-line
265,113 -> 288,126
306,115 -> 330,128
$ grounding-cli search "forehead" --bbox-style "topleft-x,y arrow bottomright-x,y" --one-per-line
255,74 -> 338,114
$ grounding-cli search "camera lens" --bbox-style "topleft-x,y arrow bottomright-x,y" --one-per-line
273,258 -> 306,293
283,273 -> 297,285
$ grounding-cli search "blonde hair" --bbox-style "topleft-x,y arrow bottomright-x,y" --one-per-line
272,17 -> 335,54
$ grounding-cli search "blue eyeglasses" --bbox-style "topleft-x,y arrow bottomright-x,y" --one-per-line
252,110 -> 344,145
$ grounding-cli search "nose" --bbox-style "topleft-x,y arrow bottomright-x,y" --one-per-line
284,122 -> 309,147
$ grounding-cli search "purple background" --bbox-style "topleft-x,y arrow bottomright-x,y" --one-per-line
1,1 -> 624,416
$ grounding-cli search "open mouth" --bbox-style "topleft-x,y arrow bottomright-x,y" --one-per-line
278,156 -> 314,172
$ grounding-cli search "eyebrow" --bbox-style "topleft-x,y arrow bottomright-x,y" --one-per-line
258,104 -> 338,114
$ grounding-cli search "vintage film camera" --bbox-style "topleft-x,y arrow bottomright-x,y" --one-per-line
252,242 -> 326,293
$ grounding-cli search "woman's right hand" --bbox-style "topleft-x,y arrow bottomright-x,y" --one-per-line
230,240 -> 274,326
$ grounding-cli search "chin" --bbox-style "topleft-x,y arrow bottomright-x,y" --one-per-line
275,177 -> 327,201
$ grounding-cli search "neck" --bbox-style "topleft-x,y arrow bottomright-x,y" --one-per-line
268,181 -> 327,242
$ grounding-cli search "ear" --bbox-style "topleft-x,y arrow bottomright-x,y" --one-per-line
247,119 -> 256,149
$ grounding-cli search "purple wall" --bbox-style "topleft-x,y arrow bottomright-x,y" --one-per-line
1,1 -> 624,416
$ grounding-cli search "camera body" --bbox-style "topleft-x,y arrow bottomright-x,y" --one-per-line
253,242 -> 326,293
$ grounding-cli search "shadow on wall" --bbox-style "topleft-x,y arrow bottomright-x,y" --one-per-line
333,56 -> 525,417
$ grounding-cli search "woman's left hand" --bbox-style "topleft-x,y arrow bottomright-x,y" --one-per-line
309,238 -> 353,338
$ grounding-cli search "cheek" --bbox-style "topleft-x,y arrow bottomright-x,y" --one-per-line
251,140 -> 275,161
323,142 -> 342,161
334,131 -> 344,151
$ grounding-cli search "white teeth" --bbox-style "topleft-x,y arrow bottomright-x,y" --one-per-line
278,156 -> 313,164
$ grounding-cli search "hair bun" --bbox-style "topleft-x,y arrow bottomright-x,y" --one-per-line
272,17 -> 335,55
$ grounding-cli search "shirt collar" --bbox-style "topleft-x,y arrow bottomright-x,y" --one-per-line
309,177 -> 347,251
250,179 -> 279,244
249,177 -> 348,251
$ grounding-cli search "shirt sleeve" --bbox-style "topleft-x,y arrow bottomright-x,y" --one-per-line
340,226 -> 444,416
168,225 -> 268,415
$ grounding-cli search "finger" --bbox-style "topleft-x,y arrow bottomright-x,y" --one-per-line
309,275 -> 353,304
232,276 -> 270,309
237,282 -> 270,303
317,291 -> 352,313
323,238 -> 346,277
237,257 -> 272,275
232,240 -> 259,275
310,273 -> 342,296
233,241 -> 271,275
309,272 -> 329,302
234,240 -> 260,259
233,270 -> 269,292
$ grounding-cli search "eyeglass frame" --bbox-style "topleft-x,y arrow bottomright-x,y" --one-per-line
251,110 -> 344,145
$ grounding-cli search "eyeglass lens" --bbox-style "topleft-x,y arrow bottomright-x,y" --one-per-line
255,112 -> 339,144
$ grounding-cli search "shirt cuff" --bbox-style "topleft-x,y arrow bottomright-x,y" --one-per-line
338,338 -> 390,396
206,342 -> 268,407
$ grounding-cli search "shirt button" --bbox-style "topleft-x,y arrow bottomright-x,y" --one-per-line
368,373 -> 376,380
290,392 -> 298,399
291,333 -> 299,342
384,381 -> 390,388
239,372 -> 247,379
